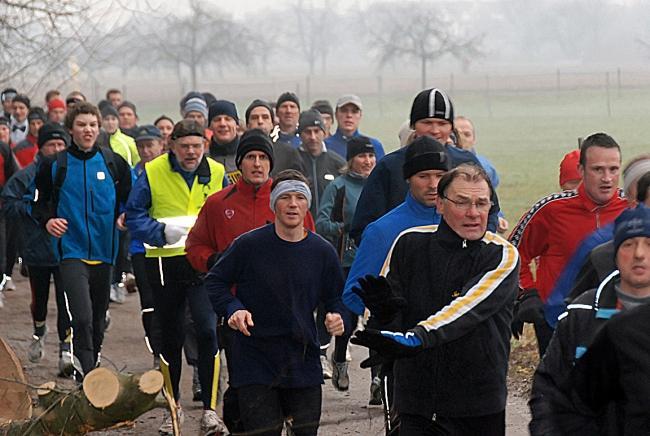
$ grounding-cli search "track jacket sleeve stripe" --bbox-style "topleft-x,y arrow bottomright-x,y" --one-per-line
417,233 -> 519,332
379,224 -> 438,277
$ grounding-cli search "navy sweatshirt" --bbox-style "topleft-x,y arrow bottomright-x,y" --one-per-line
205,223 -> 346,388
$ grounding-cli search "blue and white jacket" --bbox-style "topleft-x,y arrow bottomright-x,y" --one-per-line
33,144 -> 131,264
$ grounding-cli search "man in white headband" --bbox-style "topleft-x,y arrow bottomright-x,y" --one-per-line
205,169 -> 347,436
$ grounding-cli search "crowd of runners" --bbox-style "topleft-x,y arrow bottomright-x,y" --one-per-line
0,84 -> 648,436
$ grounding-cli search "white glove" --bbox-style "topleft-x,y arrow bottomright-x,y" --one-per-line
163,224 -> 186,245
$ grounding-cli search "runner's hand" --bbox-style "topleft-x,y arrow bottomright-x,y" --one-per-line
228,310 -> 254,336
46,218 -> 68,238
325,312 -> 344,336
116,213 -> 127,231
351,275 -> 407,324
163,224 -> 185,245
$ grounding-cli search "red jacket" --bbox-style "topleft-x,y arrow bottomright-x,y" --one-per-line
186,177 -> 316,272
12,136 -> 38,168
508,183 -> 626,302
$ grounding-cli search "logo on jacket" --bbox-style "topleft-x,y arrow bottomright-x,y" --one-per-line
225,209 -> 235,219
451,290 -> 461,298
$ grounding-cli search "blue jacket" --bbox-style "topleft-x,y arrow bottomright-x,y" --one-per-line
475,152 -> 500,189
128,165 -> 145,255
277,131 -> 301,148
33,144 -> 132,264
349,143 -> 499,244
1,156 -> 58,266
342,191 -> 442,315
544,222 -> 615,328
324,129 -> 386,161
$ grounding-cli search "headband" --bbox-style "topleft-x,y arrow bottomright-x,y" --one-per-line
270,180 -> 312,210
624,159 -> 650,195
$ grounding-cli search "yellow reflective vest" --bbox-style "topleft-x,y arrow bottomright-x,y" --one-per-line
145,153 -> 224,257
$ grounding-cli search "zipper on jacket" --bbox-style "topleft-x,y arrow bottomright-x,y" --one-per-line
83,160 -> 92,258
312,159 -> 319,209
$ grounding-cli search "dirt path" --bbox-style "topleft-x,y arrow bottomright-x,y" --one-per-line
0,273 -> 531,435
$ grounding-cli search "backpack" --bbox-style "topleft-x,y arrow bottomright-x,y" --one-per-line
52,145 -> 120,211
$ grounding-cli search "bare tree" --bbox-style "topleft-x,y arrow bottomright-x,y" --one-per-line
363,1 -> 483,88
0,0 -> 91,86
142,0 -> 256,91
294,0 -> 339,75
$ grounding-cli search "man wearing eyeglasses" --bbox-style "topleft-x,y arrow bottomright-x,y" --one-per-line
126,119 -> 227,435
351,163 -> 520,436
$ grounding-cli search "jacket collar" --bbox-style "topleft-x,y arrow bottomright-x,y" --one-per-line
333,128 -> 360,141
235,176 -> 272,196
168,151 -> 212,184
210,135 -> 239,157
437,218 -> 484,250
593,270 -> 620,319
67,143 -> 99,160
577,183 -> 621,212
404,191 -> 438,220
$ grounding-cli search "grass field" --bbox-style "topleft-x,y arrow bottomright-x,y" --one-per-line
136,86 -> 649,225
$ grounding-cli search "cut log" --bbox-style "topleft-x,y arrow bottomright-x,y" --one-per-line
83,367 -> 121,408
0,337 -> 32,423
0,368 -> 166,435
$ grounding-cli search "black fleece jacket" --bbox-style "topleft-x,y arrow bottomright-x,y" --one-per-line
383,219 -> 519,418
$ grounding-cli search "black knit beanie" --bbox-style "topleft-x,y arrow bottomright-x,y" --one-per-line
236,128 -> 274,171
297,109 -> 324,134
311,99 -> 334,118
402,136 -> 450,179
209,100 -> 239,124
276,92 -> 300,110
38,122 -> 69,148
100,103 -> 119,119
245,99 -> 274,124
347,135 -> 375,160
409,88 -> 454,127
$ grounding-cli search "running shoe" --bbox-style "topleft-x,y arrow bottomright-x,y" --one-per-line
159,406 -> 184,435
331,356 -> 350,391
320,354 -> 333,379
109,283 -> 126,304
199,409 -> 227,436
4,276 -> 15,291
28,329 -> 47,363
369,376 -> 382,406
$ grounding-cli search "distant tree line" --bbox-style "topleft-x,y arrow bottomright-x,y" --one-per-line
3,0 -> 650,92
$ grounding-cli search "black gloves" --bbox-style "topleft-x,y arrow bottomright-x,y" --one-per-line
351,328 -> 422,368
511,288 -> 544,339
351,275 -> 407,324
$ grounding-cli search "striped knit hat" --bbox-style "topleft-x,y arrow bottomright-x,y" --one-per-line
409,88 -> 454,127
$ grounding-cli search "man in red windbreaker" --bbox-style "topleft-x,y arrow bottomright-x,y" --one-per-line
509,132 -> 627,355
186,129 -> 314,273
